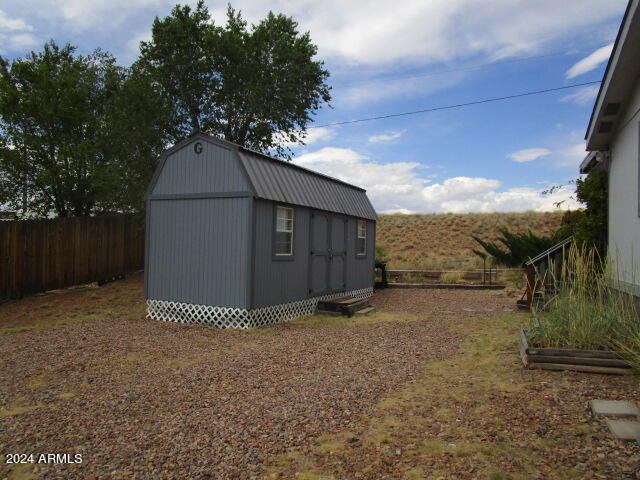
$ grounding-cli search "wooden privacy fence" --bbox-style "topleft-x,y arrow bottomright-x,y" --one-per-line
0,216 -> 144,300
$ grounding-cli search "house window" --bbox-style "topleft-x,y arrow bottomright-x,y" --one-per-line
275,206 -> 294,256
356,220 -> 367,256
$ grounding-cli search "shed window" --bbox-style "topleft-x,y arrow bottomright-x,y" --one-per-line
356,220 -> 367,256
275,206 -> 294,256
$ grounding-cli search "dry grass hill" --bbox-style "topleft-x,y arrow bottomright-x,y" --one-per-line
376,211 -> 564,270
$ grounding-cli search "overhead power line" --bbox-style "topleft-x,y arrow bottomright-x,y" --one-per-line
309,80 -> 602,129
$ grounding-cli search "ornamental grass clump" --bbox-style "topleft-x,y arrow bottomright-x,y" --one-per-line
527,245 -> 639,354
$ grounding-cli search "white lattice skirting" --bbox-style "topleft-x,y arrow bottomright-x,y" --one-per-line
146,287 -> 374,329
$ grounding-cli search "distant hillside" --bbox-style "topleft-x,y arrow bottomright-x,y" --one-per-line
376,211 -> 564,270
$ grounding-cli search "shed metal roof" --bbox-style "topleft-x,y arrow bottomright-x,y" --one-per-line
238,149 -> 377,220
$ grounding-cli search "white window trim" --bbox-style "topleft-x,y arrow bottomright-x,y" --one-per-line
357,220 -> 367,256
275,206 -> 294,256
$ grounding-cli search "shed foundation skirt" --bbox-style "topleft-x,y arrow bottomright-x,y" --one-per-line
146,287 -> 373,329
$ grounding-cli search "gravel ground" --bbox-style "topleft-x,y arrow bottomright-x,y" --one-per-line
371,287 -> 516,315
1,276 -> 468,479
2,278 -> 638,479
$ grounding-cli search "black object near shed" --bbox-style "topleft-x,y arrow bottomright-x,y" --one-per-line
144,133 -> 377,328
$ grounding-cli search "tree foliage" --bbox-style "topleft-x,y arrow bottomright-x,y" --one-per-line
472,227 -> 560,267
555,169 -> 608,252
0,3 -> 331,218
0,41 -> 172,217
136,1 -> 331,158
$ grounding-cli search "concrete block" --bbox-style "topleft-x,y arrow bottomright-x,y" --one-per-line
606,419 -> 640,441
590,400 -> 639,419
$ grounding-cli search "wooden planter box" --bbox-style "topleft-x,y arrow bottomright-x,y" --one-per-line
519,330 -> 633,375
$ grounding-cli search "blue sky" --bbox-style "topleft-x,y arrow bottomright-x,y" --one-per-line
0,0 -> 628,213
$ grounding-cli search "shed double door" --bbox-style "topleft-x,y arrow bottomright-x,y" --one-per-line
309,212 -> 347,296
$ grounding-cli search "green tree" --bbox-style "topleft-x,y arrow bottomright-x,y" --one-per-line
136,2 -> 331,158
97,66 -> 175,214
472,228 -> 560,267
555,169 -> 608,252
0,41 -> 172,217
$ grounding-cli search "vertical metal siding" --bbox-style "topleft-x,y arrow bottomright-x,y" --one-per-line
146,197 -> 250,308
251,201 -> 374,308
152,141 -> 249,195
252,199 -> 310,307
345,218 -> 376,291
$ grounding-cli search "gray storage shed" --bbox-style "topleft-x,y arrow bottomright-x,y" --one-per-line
145,133 -> 378,328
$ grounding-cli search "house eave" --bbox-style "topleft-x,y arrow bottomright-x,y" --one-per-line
585,0 -> 640,152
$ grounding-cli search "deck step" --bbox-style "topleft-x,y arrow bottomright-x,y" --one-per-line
355,306 -> 375,316
317,296 -> 370,316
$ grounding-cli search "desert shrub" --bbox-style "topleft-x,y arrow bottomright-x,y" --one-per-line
441,272 -> 464,284
527,245 -> 639,354
471,227 -> 559,267
376,243 -> 390,261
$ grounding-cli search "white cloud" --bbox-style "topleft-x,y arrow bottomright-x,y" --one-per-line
420,178 -> 578,213
293,146 -> 429,211
337,68 -> 470,106
205,0 -> 625,67
566,43 -> 613,79
368,131 -> 404,143
508,148 -> 551,163
275,127 -> 334,149
556,142 -> 586,168
383,208 -> 413,214
0,10 -> 38,53
0,10 -> 33,31
293,146 -> 579,213
560,85 -> 600,106
53,0 -> 164,30
0,0 -> 624,67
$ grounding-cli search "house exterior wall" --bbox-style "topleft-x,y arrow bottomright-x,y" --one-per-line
251,199 -> 376,308
146,196 -> 251,308
609,79 -> 640,297
152,138 -> 250,195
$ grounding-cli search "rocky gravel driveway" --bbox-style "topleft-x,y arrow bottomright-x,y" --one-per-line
0,278 -> 496,479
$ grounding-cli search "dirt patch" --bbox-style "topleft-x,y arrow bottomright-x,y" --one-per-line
0,272 -> 145,334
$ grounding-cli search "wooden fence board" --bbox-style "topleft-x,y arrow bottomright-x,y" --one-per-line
0,215 -> 144,300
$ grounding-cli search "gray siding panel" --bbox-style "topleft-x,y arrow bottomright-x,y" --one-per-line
238,151 -> 377,220
252,200 -> 375,308
252,199 -> 310,307
345,218 -> 376,291
146,197 -> 250,308
153,140 -> 249,195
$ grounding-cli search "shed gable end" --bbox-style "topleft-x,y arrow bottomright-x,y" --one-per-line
151,138 -> 250,195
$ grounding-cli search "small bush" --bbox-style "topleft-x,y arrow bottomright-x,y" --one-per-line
441,272 -> 464,284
